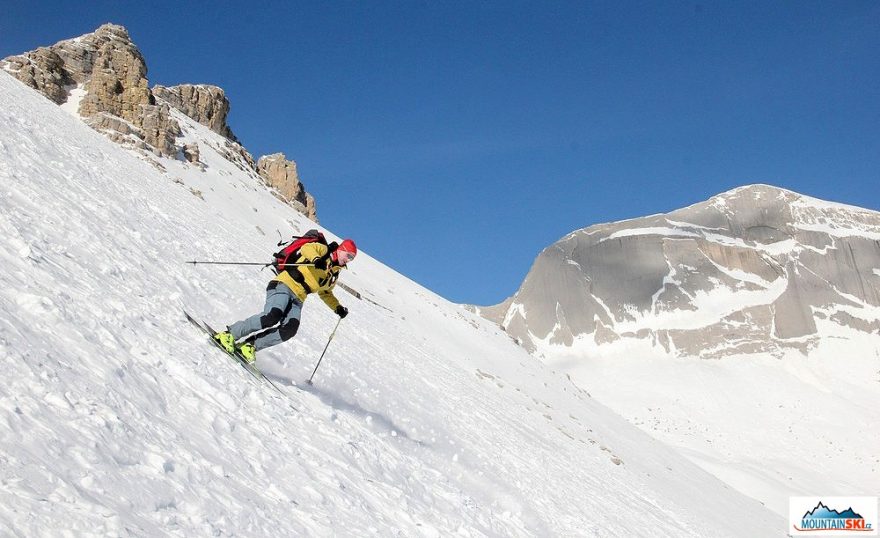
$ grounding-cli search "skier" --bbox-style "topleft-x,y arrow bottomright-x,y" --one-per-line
213,238 -> 358,364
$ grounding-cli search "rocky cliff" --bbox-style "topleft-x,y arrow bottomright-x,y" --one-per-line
1,23 -> 318,221
256,153 -> 318,222
2,24 -> 179,156
478,185 -> 880,358
152,84 -> 238,142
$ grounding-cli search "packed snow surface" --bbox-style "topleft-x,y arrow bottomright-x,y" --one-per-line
0,72 -> 783,536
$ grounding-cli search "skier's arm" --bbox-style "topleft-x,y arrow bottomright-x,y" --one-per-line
318,289 -> 341,311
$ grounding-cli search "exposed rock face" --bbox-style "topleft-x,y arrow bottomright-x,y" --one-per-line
138,104 -> 181,156
479,185 -> 880,358
215,139 -> 255,172
1,23 -> 181,157
153,84 -> 238,142
3,23 -> 319,221
77,27 -> 151,120
182,143 -> 200,164
84,112 -> 148,150
1,47 -> 71,104
256,153 -> 318,221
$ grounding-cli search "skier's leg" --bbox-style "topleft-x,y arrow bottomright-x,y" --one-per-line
277,298 -> 304,342
252,295 -> 302,350
228,283 -> 291,341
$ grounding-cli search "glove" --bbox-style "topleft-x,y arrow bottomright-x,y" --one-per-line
335,305 -> 349,318
313,255 -> 330,270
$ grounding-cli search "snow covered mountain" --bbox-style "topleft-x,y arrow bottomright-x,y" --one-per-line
476,185 -> 880,515
479,184 -> 880,359
0,67 -> 787,536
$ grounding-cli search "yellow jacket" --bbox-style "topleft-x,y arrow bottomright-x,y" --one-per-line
274,242 -> 342,310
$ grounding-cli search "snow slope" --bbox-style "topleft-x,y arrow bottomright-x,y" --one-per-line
545,338 -> 880,517
0,71 -> 784,536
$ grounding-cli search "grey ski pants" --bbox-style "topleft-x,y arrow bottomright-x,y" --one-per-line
228,282 -> 303,351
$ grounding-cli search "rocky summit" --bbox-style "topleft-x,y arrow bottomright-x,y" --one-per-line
1,23 -> 317,222
2,24 -> 180,156
478,184 -> 880,359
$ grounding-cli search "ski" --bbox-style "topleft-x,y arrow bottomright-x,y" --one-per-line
184,311 -> 300,412
184,310 -> 277,389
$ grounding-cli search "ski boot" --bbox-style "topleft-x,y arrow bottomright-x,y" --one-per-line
213,331 -> 236,354
236,342 -> 256,364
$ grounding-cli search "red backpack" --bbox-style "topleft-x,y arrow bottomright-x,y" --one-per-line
273,229 -> 328,272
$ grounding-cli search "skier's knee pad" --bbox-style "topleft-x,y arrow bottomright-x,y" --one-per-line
279,319 -> 300,341
260,307 -> 285,328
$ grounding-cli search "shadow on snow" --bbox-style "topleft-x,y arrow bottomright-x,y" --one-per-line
263,370 -> 427,447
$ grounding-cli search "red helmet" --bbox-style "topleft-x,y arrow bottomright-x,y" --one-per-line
333,239 -> 357,266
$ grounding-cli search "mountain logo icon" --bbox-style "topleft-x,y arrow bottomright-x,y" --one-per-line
803,502 -> 864,521
793,500 -> 876,534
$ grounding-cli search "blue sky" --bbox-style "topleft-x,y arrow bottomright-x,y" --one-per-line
2,1 -> 878,305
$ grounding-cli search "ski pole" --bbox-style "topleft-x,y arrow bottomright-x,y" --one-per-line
307,318 -> 342,385
185,260 -> 315,267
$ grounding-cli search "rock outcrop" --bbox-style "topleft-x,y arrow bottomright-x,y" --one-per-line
1,47 -> 71,104
76,27 -> 151,120
153,84 -> 238,142
479,185 -> 880,359
1,23 -> 180,156
182,142 -> 200,164
2,23 -> 319,222
256,153 -> 318,222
